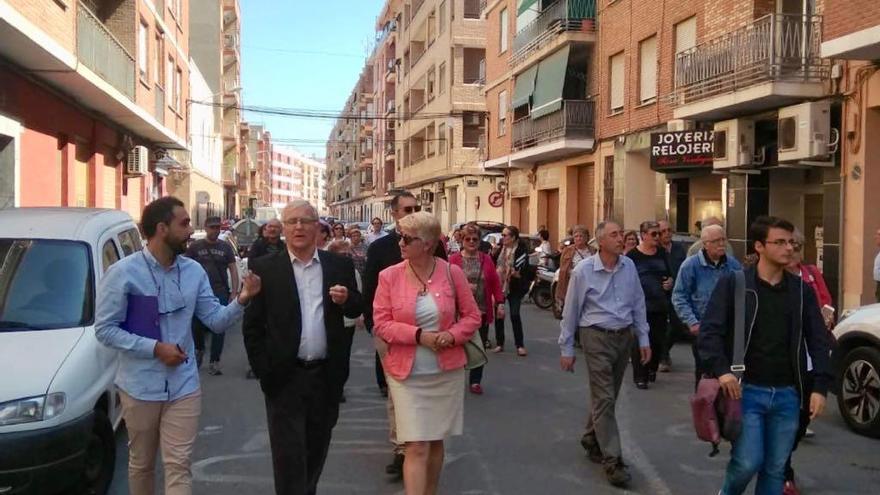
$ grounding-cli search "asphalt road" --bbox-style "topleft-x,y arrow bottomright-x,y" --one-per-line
109,303 -> 880,494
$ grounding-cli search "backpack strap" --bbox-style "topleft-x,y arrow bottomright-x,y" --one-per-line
731,270 -> 746,380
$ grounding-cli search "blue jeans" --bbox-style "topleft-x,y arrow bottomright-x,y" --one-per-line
721,384 -> 800,495
193,292 -> 229,363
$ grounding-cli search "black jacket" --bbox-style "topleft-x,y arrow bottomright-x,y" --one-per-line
243,250 -> 363,401
698,267 -> 833,404
492,241 -> 532,297
362,230 -> 447,330
248,237 -> 283,260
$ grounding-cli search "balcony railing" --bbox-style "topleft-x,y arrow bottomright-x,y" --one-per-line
512,100 -> 595,151
76,1 -> 135,100
511,0 -> 596,67
672,14 -> 829,106
154,86 -> 165,123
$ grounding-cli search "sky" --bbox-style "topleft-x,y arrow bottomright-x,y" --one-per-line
240,0 -> 387,160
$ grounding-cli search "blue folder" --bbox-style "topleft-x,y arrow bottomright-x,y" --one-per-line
121,294 -> 162,341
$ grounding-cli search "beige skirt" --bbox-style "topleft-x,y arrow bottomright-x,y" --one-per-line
386,368 -> 465,442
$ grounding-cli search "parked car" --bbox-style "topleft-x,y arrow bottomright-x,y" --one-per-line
832,303 -> 880,438
0,207 -> 143,494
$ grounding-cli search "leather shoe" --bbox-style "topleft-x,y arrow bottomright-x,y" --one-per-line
580,434 -> 603,464
385,453 -> 404,477
604,459 -> 631,487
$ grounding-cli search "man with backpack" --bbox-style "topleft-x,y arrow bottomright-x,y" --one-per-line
698,216 -> 832,495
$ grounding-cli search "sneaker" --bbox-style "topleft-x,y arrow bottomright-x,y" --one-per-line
783,480 -> 801,495
385,453 -> 404,477
580,434 -> 603,464
658,360 -> 671,372
490,345 -> 503,353
635,381 -> 648,390
469,383 -> 484,395
208,362 -> 223,376
604,459 -> 631,487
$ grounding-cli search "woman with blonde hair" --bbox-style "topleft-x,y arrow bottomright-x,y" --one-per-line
373,212 -> 481,495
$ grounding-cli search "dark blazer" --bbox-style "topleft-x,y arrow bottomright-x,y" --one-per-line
698,267 -> 833,406
362,230 -> 447,330
243,249 -> 363,401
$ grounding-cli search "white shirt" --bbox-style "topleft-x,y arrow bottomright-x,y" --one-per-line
366,229 -> 387,245
289,248 -> 326,360
874,251 -> 880,282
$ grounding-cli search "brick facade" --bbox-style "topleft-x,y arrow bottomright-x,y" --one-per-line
823,0 -> 880,41
8,0 -> 76,53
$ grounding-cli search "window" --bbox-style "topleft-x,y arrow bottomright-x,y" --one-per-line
118,228 -> 143,256
438,123 -> 446,155
138,20 -> 149,79
166,57 -> 173,106
427,67 -> 436,99
500,8 -> 509,53
603,156 -> 615,220
498,90 -> 508,137
102,240 -> 120,273
154,31 -> 164,86
639,35 -> 657,103
439,1 -> 446,34
609,52 -> 624,114
675,16 -> 697,55
174,66 -> 182,111
439,62 -> 446,94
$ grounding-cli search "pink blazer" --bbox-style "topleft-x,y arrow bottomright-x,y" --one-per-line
374,258 -> 481,381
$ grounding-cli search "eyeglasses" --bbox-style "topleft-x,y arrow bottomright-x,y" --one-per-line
764,239 -> 798,247
400,234 -> 422,245
397,205 -> 421,214
463,236 -> 480,242
333,226 -> 344,231
283,217 -> 317,226
705,238 -> 727,245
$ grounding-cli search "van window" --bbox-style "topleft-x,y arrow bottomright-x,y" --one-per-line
0,240 -> 93,331
118,228 -> 142,256
102,241 -> 120,273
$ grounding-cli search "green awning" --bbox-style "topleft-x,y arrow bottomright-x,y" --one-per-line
518,0 -> 539,16
531,46 -> 570,119
511,64 -> 539,110
569,0 -> 597,19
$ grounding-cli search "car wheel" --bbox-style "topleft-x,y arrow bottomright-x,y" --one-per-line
80,409 -> 116,495
837,346 -> 880,438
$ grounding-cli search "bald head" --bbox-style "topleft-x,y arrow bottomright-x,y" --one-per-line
702,216 -> 723,228
700,224 -> 725,241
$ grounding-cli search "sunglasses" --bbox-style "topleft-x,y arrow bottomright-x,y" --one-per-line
333,226 -> 344,231
400,234 -> 422,245
647,231 -> 660,238
398,205 -> 421,214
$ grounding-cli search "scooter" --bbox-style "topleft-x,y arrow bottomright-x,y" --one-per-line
530,251 -> 560,310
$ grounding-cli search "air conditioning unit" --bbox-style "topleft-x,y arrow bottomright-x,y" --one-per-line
126,146 -> 149,176
712,119 -> 754,170
667,119 -> 694,132
777,101 -> 831,162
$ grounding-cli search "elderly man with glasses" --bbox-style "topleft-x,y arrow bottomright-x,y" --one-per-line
672,224 -> 742,387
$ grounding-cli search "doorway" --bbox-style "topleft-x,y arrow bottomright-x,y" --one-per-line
511,196 -> 530,233
539,188 -> 560,246
0,135 -> 13,209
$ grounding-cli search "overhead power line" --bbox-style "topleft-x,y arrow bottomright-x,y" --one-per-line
189,100 -> 471,121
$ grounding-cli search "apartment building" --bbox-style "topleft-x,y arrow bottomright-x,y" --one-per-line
820,0 -> 880,307
270,145 -> 305,209
167,58 -> 223,228
0,0 -> 190,220
243,123 -> 271,207
483,0 -> 597,246
393,0 -> 503,230
190,0 -> 242,218
300,152 -> 327,215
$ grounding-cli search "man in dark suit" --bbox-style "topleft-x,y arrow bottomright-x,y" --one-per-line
243,200 -> 362,495
362,191 -> 446,478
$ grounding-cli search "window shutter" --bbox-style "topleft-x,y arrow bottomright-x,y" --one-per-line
610,53 -> 624,112
639,36 -> 657,102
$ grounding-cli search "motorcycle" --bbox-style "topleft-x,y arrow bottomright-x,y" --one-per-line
530,250 -> 560,310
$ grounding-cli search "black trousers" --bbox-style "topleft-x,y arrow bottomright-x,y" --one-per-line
264,365 -> 340,495
495,293 -> 525,348
630,312 -> 667,383
468,323 -> 490,385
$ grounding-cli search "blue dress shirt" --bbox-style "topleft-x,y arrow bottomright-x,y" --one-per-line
95,248 -> 245,401
558,254 -> 650,357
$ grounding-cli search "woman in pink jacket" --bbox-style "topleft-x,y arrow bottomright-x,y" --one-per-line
449,222 -> 505,395
374,212 -> 480,495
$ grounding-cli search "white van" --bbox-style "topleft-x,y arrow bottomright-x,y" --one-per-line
0,208 -> 143,494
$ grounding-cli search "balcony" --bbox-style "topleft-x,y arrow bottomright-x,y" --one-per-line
507,100 -> 595,165
510,0 -> 596,69
464,0 -> 482,19
76,2 -> 135,100
672,14 -> 829,120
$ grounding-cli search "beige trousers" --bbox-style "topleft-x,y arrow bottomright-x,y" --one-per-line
120,390 -> 202,495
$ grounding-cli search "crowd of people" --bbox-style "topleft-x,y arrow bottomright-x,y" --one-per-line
93,192 -> 866,495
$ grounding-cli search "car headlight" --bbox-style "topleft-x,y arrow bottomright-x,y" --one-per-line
0,393 -> 66,426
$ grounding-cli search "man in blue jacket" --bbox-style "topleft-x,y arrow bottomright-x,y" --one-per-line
672,224 -> 742,386
698,216 -> 832,495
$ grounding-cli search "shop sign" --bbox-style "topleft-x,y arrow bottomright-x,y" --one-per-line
650,131 -> 714,170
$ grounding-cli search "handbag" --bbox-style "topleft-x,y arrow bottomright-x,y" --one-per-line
690,270 -> 746,456
446,261 -> 488,371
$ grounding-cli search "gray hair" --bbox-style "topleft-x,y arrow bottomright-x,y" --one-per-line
702,216 -> 723,228
792,228 -> 805,246
570,224 -> 589,237
282,199 -> 318,220
595,220 -> 620,239
700,224 -> 725,241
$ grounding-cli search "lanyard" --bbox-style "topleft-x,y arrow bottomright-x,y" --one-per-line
141,251 -> 181,296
